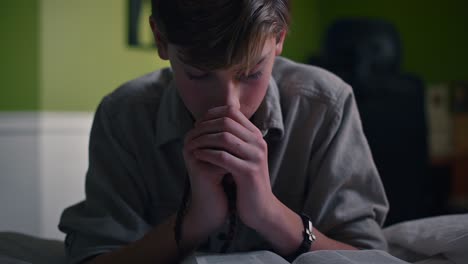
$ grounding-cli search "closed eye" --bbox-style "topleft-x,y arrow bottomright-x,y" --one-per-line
187,72 -> 210,80
238,71 -> 263,81
185,70 -> 263,82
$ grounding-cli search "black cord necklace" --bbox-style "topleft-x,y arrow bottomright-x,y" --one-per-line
176,173 -> 237,254
219,174 -> 237,253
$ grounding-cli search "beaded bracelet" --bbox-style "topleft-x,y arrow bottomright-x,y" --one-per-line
174,177 -> 191,255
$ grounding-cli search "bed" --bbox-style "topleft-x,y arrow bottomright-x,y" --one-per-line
1,214 -> 467,264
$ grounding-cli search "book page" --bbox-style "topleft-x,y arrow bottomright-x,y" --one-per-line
183,250 -> 289,264
293,250 -> 409,264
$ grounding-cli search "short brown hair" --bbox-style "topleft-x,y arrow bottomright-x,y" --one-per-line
151,0 -> 290,72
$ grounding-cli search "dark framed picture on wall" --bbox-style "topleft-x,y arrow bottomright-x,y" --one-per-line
128,0 -> 155,48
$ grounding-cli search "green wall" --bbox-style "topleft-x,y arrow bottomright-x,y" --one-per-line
282,0 -> 321,63
40,0 -> 168,111
1,0 -> 467,111
0,0 -> 40,111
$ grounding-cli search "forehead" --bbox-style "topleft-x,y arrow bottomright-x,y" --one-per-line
172,37 -> 276,72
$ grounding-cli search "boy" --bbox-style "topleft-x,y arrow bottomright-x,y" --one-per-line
59,0 -> 389,263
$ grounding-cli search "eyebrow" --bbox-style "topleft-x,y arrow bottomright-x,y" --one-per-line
181,49 -> 271,75
253,55 -> 267,68
235,52 -> 270,74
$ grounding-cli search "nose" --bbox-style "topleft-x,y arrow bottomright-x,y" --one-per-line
218,79 -> 240,109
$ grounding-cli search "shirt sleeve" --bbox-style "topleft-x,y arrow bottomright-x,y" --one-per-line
303,85 -> 389,250
58,96 -> 152,264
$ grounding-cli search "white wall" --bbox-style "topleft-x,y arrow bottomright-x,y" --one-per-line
0,113 -> 41,236
0,112 -> 93,240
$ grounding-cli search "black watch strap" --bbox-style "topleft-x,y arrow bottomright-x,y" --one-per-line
285,213 -> 316,262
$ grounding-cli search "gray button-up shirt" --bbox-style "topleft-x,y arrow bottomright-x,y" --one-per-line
59,56 -> 389,264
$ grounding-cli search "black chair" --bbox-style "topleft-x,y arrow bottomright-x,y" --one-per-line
310,18 -> 434,226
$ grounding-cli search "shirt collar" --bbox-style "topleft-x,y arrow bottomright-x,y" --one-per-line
155,80 -> 194,147
155,75 -> 284,147
251,77 -> 284,141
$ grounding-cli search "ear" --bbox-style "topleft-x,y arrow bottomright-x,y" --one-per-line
275,30 -> 287,56
149,16 -> 169,60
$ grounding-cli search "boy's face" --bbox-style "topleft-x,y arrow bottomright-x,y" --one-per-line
157,34 -> 285,121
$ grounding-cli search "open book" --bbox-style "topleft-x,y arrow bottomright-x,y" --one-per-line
182,250 -> 409,264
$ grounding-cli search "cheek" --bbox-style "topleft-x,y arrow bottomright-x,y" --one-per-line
240,77 -> 270,118
174,78 -> 206,119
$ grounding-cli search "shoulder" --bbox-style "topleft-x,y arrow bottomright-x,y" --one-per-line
272,56 -> 352,112
99,68 -> 173,116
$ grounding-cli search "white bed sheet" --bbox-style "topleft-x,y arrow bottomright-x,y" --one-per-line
1,214 -> 467,264
385,214 -> 468,264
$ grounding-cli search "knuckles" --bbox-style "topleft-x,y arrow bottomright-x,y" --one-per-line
214,150 -> 230,163
220,117 -> 233,131
255,136 -> 268,153
224,106 -> 238,118
218,131 -> 233,144
250,149 -> 264,162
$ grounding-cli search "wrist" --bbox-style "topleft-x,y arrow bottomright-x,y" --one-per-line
251,195 -> 285,231
183,205 -> 221,243
284,213 -> 316,262
254,197 -> 304,256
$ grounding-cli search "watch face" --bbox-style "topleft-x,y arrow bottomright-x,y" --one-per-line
286,214 -> 315,262
301,214 -> 316,243
305,220 -> 315,241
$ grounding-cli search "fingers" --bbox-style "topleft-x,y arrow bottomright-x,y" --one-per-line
195,105 -> 261,136
183,143 -> 228,185
184,105 -> 267,178
194,148 -> 248,177
186,131 -> 258,161
184,106 -> 265,162
185,116 -> 252,145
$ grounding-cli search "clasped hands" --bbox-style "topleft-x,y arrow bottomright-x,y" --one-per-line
182,105 -> 277,236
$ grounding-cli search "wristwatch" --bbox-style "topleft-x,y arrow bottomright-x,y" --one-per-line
286,213 -> 316,262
